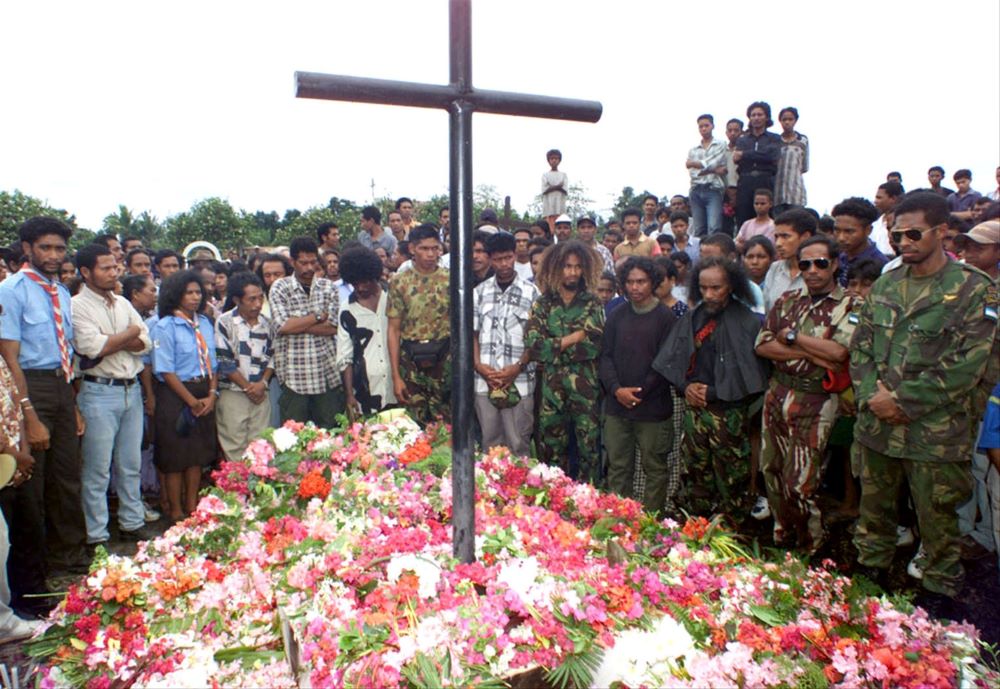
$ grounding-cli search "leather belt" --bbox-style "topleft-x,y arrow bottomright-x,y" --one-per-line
82,375 -> 138,387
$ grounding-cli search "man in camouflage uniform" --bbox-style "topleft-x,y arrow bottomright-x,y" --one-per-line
387,224 -> 451,425
850,192 -> 997,614
756,235 -> 858,552
525,240 -> 604,483
652,256 -> 768,520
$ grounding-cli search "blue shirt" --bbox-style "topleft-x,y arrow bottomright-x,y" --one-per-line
151,314 -> 218,382
837,241 -> 887,287
141,315 -> 160,366
0,269 -> 75,369
978,381 -> 1000,452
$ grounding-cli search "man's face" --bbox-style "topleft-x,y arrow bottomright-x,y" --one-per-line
670,219 -> 689,240
699,244 -> 724,261
530,224 -> 546,239
472,241 -> 489,275
622,216 -> 641,239
961,241 -> 1000,274
560,253 -> 583,291
942,227 -> 959,254
699,265 -> 732,313
412,237 -> 442,272
292,252 -> 320,283
846,278 -> 874,300
726,121 -> 742,143
642,198 -> 657,217
234,284 -> 265,321
353,279 -> 380,300
439,209 -> 450,229
84,254 -> 120,293
514,231 -> 531,260
753,194 -> 772,217
670,197 -> 686,213
388,212 -> 403,233
547,153 -> 561,169
798,243 -> 837,295
656,211 -> 670,227
107,239 -> 124,265
489,250 -> 516,283
972,201 -> 990,222
214,272 -> 228,297
261,260 -> 286,289
398,201 -> 413,221
955,177 -> 971,194
127,252 -> 152,276
603,232 -> 622,252
773,224 -> 804,261
132,276 -> 158,313
576,221 -> 596,243
624,267 -> 654,304
123,239 -> 143,253
778,110 -> 797,134
530,251 -> 544,278
928,169 -> 944,187
595,277 -> 615,305
324,252 -> 340,280
60,261 -> 76,285
833,215 -> 871,255
158,256 -> 180,279
697,118 -> 713,139
874,188 -> 895,214
554,222 -> 573,242
24,233 -> 68,277
323,227 -> 340,247
748,106 -> 767,130
893,211 -> 942,266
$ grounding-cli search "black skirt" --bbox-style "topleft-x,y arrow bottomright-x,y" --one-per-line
153,379 -> 217,472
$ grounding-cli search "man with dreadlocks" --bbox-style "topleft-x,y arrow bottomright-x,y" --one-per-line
525,240 -> 605,483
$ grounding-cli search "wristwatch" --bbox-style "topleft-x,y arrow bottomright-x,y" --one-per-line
785,329 -> 798,346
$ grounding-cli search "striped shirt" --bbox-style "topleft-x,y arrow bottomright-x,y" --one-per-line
214,308 -> 274,390
687,138 -> 728,191
774,132 -> 809,206
473,275 -> 540,396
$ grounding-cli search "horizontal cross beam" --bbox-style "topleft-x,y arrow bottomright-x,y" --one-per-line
295,71 -> 602,122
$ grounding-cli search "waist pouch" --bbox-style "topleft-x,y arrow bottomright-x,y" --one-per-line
402,338 -> 450,369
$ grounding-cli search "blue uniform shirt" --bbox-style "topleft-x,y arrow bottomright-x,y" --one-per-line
978,381 -> 1000,452
0,270 -> 75,369
151,314 -> 218,382
141,314 -> 160,366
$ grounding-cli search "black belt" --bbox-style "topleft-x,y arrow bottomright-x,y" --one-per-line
82,375 -> 138,387
23,368 -> 66,377
772,370 -> 827,394
183,376 -> 208,384
744,170 -> 772,177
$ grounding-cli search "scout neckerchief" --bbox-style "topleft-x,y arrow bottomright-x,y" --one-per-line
175,311 -> 211,378
20,265 -> 72,382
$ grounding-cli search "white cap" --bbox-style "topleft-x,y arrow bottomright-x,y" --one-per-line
555,214 -> 572,225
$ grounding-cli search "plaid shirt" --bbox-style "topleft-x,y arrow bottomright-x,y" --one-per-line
269,275 -> 340,394
473,274 -> 540,396
214,308 -> 274,390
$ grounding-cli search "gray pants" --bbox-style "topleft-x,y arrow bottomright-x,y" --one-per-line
958,421 -> 996,552
604,415 -> 674,516
474,394 -> 534,458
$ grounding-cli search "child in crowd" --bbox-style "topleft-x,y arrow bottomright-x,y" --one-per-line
541,149 -> 568,235
736,189 -> 775,251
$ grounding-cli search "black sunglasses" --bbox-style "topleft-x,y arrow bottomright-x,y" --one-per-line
890,226 -> 935,244
797,258 -> 831,271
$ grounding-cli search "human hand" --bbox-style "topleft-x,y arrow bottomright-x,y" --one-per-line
75,407 -> 86,436
393,376 -> 410,404
685,383 -> 708,408
868,380 -> 908,424
9,450 -> 34,487
26,415 -> 50,451
615,387 -> 643,408
144,395 -> 155,417
246,381 -> 267,405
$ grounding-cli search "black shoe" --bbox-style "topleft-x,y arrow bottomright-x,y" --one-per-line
853,564 -> 891,591
914,589 -> 967,622
118,525 -> 159,542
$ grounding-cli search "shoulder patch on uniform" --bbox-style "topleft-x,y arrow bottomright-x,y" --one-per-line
986,305 -> 998,322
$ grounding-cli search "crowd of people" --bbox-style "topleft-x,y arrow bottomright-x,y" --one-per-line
0,100 -> 998,643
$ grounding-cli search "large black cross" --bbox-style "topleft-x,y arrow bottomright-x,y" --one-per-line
295,0 -> 601,563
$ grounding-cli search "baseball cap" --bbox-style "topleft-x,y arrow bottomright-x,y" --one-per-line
554,214 -> 572,225
955,221 -> 1000,246
576,215 -> 596,227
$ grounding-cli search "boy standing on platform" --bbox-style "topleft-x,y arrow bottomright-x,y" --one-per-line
541,149 -> 568,235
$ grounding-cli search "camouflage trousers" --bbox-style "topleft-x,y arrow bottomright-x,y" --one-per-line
537,368 -> 600,484
400,354 -> 451,426
854,444 -> 972,597
761,383 -> 838,551
682,402 -> 753,519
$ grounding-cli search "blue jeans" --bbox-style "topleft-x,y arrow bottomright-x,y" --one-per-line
689,185 -> 724,237
78,381 -> 145,542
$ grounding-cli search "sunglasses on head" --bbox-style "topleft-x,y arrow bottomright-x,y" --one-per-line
890,225 -> 935,244
797,257 -> 831,271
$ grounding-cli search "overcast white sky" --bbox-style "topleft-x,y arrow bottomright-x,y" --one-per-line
3,0 -> 999,231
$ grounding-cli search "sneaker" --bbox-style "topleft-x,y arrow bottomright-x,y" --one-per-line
118,525 -> 160,543
907,543 -> 926,580
0,617 -> 43,645
751,496 -> 771,521
144,505 -> 161,523
895,525 -> 915,547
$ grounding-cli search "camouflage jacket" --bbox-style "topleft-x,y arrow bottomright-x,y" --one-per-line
386,267 -> 451,342
525,289 -> 604,375
850,260 -> 997,461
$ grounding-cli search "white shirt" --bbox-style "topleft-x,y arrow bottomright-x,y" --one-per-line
71,284 -> 151,379
335,290 -> 396,412
871,215 -> 894,256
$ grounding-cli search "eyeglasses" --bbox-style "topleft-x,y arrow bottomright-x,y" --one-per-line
890,226 -> 935,244
797,257 -> 832,271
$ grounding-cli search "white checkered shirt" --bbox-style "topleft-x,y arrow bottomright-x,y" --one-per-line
473,275 -> 539,396
269,275 -> 340,395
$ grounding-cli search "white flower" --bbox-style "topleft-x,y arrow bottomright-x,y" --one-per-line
272,427 -> 298,452
496,556 -> 540,602
590,615 -> 698,689
386,553 -> 442,599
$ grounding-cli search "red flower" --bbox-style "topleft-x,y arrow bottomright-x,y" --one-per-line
298,469 -> 331,500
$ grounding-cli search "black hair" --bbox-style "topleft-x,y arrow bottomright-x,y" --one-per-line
886,171 -> 902,182
316,222 -> 338,243
226,271 -> 264,301
796,234 -> 839,260
396,241 -> 411,260
289,237 -> 319,260
122,273 -> 153,302
339,246 -> 384,286
153,249 -> 183,267
928,165 -> 945,176
653,255 -> 679,281
528,244 -> 547,260
753,188 -> 773,202
953,169 -> 972,181
438,206 -> 449,218
545,149 -> 562,159
621,207 -> 642,222
745,101 -> 773,127
528,237 -> 552,251
75,243 -> 112,273
125,248 -> 151,268
394,197 -> 413,210
256,252 -> 293,287
743,235 -> 776,259
831,197 -> 879,225
689,256 -> 755,307
893,191 -> 950,227
513,227 -> 532,238
602,229 -> 622,241
778,106 -> 799,121
697,113 -> 714,124
617,256 -> 664,293
774,208 -> 817,236
655,205 -> 671,219
643,195 -> 659,205
92,233 -> 119,249
656,234 -> 676,249
485,231 -> 516,255
472,229 -> 492,250
981,201 -> 1000,221
726,117 -> 743,129
878,181 -> 905,198
122,235 -> 141,247
701,232 -> 737,257
211,260 -> 229,276
158,270 -> 207,319
817,215 -> 835,234
669,211 -> 690,224
361,205 -> 382,224
19,216 -> 73,245
408,223 -> 440,245
670,250 -> 692,267
229,259 -> 249,275
946,214 -> 967,231
598,271 -> 617,286
847,259 -> 883,284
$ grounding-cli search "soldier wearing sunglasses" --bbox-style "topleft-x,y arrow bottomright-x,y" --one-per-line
850,191 -> 997,619
755,235 -> 858,553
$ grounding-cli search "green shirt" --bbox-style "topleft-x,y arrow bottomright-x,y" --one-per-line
386,267 -> 451,341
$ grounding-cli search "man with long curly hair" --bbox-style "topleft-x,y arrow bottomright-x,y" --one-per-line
525,241 -> 604,482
